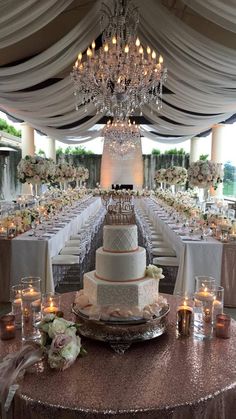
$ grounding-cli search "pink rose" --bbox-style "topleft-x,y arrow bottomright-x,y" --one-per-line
51,334 -> 72,353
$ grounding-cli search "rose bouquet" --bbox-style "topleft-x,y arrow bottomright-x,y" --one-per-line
154,168 -> 167,183
187,160 -> 224,188
37,314 -> 85,370
17,155 -> 56,184
54,162 -> 76,182
164,166 -> 187,185
76,166 -> 89,181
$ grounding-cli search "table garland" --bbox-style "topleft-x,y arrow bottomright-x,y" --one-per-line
155,189 -> 200,217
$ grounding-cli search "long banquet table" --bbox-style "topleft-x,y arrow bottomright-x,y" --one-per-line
0,197 -> 102,303
1,292 -> 236,419
139,198 -> 236,306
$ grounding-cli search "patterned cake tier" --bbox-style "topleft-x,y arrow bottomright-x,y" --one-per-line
103,224 -> 138,252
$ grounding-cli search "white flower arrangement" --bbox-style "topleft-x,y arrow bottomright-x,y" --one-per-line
188,160 -> 224,188
76,166 -> 89,181
154,167 -> 187,185
164,166 -> 187,185
54,162 -> 76,182
37,314 -> 86,370
146,264 -> 164,280
17,155 -> 56,184
154,168 -> 166,183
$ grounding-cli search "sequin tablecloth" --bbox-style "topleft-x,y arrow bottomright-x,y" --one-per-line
1,293 -> 236,419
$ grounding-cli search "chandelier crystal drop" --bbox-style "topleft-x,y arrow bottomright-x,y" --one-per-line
71,0 -> 167,119
102,119 -> 141,160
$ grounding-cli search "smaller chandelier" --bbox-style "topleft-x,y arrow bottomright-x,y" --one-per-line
102,119 -> 141,160
71,0 -> 167,119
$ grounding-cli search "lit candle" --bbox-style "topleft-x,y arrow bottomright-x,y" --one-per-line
7,223 -> 16,239
42,295 -> 60,315
194,287 -> 215,323
13,297 -> 22,306
0,315 -> 16,340
215,314 -> 231,339
43,305 -> 59,314
0,226 -> 7,237
195,287 -> 214,302
177,300 -> 193,336
213,298 -> 223,321
22,288 -> 41,301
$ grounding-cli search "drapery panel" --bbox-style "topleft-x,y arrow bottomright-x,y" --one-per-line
0,0 -> 74,48
0,0 -> 236,142
181,0 -> 236,33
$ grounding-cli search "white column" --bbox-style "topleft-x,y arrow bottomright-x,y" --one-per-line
45,137 -> 56,162
21,122 -> 35,194
190,136 -> 201,163
100,140 -> 143,190
211,124 -> 225,197
21,122 -> 35,157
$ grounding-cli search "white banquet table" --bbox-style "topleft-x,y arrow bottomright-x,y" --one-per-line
139,198 -> 223,294
0,197 -> 102,302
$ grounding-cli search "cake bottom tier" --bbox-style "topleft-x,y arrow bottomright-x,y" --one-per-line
83,270 -> 159,309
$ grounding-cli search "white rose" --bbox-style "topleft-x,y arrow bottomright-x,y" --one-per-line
60,336 -> 81,362
64,326 -> 77,337
146,264 -> 164,280
48,318 -> 69,338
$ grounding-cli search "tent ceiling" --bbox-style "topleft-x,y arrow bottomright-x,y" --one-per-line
0,0 -> 235,144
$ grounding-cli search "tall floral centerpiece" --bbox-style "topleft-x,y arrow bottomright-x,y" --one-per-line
154,169 -> 167,189
17,155 -> 56,195
54,162 -> 76,189
164,166 -> 187,193
187,160 -> 224,201
75,166 -> 89,187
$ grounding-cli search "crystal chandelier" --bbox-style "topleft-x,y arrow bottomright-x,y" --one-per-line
102,119 -> 141,160
71,0 -> 167,119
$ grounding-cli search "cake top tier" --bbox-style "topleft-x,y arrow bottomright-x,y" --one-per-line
103,224 -> 138,252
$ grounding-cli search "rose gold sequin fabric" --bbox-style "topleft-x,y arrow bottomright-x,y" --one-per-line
1,293 -> 236,419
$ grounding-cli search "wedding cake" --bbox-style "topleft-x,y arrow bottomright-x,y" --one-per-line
75,224 -> 165,320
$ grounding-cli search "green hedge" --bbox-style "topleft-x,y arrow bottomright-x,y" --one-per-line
0,118 -> 21,138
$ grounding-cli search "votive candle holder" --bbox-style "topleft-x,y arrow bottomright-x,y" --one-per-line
21,277 -> 42,341
10,284 -> 24,329
42,293 -> 61,316
177,297 -> 193,337
0,315 -> 16,340
215,313 -> 231,339
194,276 -> 216,339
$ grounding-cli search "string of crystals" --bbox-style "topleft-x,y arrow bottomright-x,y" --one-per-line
102,119 -> 141,160
71,0 -> 167,119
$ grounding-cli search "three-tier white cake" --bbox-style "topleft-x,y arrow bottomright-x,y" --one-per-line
75,224 -> 164,320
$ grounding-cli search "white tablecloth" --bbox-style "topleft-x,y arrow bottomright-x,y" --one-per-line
7,197 -> 102,299
140,198 -> 223,294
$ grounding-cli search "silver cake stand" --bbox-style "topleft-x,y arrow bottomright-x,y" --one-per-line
72,304 -> 170,354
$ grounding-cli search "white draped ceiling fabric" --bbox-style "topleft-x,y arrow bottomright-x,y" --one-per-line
0,0 -> 236,144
